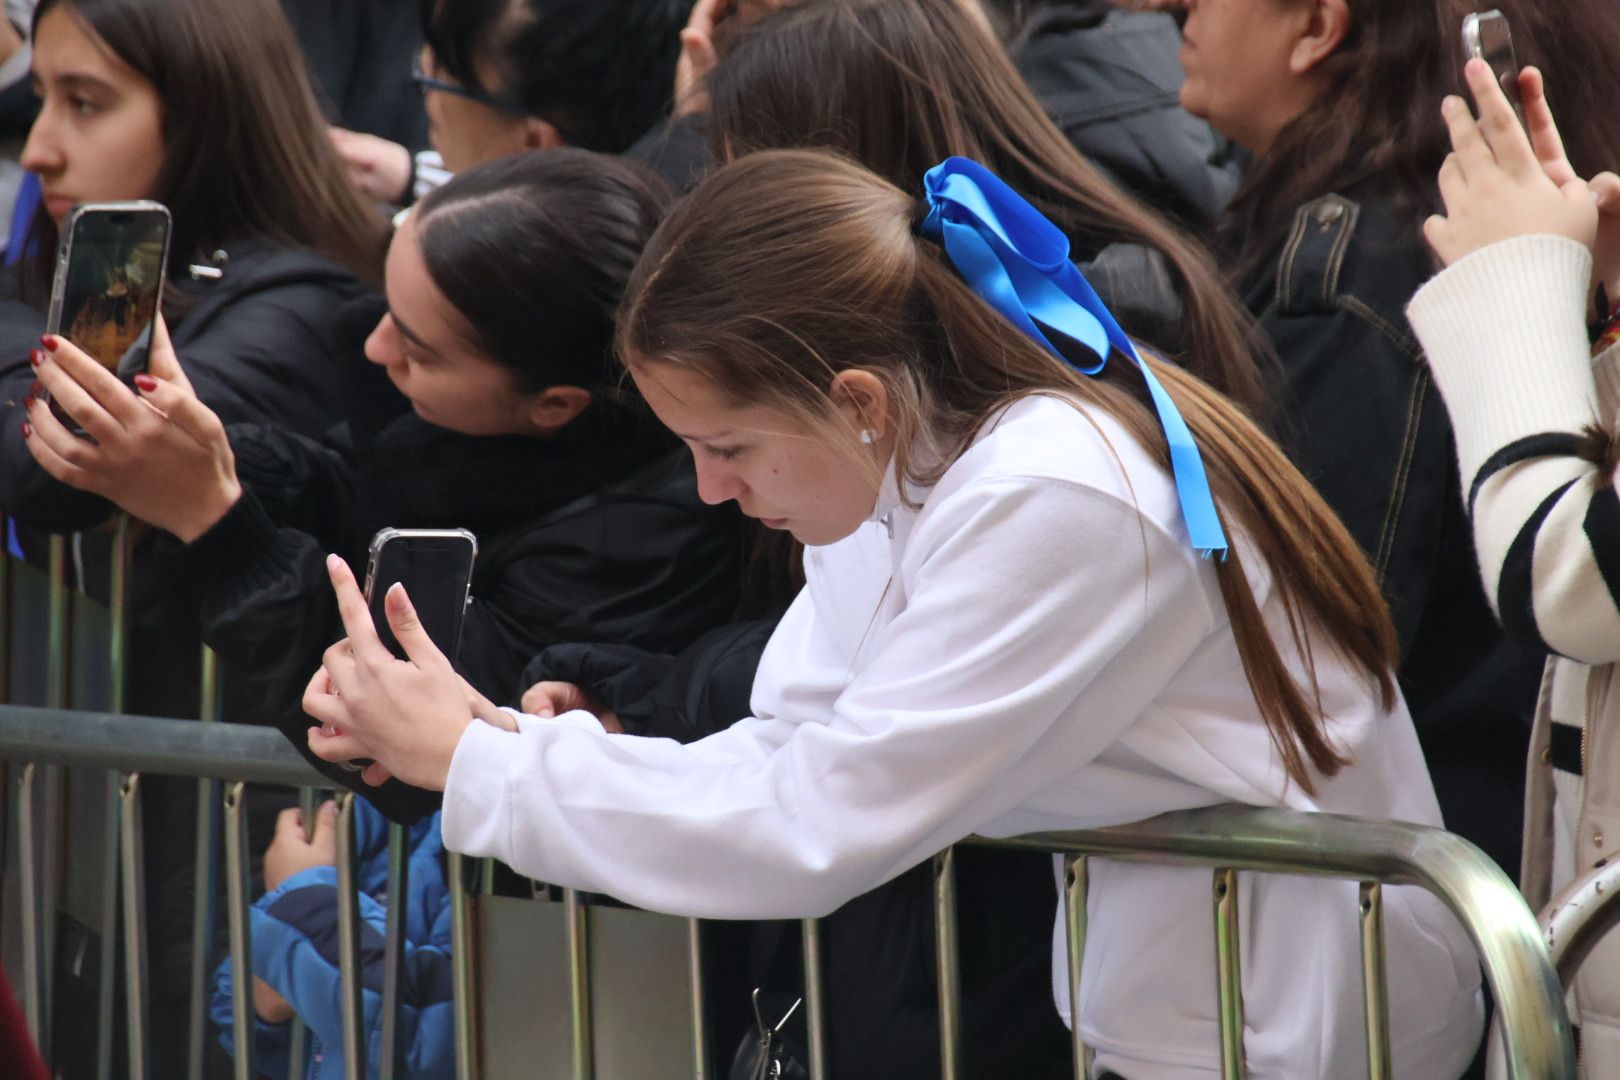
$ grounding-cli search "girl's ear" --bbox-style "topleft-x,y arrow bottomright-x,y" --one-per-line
522,116 -> 566,151
1289,0 -> 1350,76
524,385 -> 592,432
828,369 -> 891,442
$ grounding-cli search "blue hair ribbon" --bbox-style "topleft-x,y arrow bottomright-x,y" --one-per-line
919,156 -> 1228,557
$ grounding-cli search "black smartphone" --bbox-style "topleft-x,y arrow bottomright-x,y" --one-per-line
1461,10 -> 1525,127
41,201 -> 172,430
362,527 -> 478,662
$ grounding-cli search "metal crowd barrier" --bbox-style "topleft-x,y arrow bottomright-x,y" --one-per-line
0,705 -> 1580,1080
0,529 -> 1581,1080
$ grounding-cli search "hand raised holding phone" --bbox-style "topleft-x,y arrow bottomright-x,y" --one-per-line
1423,60 -> 1604,270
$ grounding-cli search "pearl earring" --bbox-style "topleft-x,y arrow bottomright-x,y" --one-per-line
859,429 -> 876,445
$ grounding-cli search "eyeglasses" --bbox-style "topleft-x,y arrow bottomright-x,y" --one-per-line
410,66 -> 529,117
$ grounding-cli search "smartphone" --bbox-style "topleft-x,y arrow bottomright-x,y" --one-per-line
1462,10 -> 1525,127
362,527 -> 478,662
44,200 -> 172,378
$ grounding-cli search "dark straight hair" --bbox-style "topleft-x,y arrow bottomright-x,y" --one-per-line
412,148 -> 671,392
20,0 -> 387,305
705,0 -> 1273,421
418,0 -> 689,153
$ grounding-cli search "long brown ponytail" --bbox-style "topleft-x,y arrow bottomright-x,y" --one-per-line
621,150 -> 1398,793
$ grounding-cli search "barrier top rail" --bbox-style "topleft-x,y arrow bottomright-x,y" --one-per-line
0,704 -> 329,788
990,806 -> 1576,1079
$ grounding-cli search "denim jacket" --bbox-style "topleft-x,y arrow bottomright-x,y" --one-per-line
1243,190 -> 1542,877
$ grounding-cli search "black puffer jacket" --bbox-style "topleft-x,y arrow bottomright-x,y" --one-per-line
189,405 -> 745,824
1012,1 -> 1244,232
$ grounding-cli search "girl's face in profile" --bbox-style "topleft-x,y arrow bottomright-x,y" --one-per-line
364,214 -> 555,438
630,360 -> 885,547
22,6 -> 164,224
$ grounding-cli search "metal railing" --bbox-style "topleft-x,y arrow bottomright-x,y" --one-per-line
0,704 -> 1579,1080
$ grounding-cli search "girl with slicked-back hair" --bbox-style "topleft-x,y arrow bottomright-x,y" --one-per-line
305,148 -> 1485,1079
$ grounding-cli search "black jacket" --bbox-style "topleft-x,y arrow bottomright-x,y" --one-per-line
189,406 -> 744,824
1241,187 -> 1543,877
0,241 -> 373,532
1012,2 -> 1244,232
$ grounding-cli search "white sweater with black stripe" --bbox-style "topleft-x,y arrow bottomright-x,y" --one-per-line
1408,235 -> 1620,663
1409,235 -> 1620,1070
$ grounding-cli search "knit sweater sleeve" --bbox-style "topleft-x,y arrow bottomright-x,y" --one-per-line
1407,234 -> 1620,662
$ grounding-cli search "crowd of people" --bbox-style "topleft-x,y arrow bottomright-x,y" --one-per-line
2,0 -> 1620,1077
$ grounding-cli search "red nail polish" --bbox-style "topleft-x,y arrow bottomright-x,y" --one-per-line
133,374 -> 158,392
20,422 -> 31,438
23,396 -> 34,410
29,380 -> 40,396
28,349 -> 41,367
40,334 -> 58,351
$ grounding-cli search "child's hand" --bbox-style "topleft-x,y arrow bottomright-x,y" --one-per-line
1423,60 -> 1598,267
263,801 -> 338,891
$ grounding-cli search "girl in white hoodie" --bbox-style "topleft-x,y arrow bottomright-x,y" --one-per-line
300,149 -> 1483,1078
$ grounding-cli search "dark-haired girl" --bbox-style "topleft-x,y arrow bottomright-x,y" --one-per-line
305,149 -> 1484,1078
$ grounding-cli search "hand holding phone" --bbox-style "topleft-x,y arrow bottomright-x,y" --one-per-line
40,201 -> 171,435
1423,60 -> 1597,268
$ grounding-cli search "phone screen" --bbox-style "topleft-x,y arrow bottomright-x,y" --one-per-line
51,205 -> 171,380
1463,11 -> 1523,122
364,530 -> 478,662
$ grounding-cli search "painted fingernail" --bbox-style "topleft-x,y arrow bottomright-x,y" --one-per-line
22,396 -> 33,410
39,334 -> 58,351
19,422 -> 30,438
28,349 -> 41,367
133,374 -> 158,392
29,380 -> 40,396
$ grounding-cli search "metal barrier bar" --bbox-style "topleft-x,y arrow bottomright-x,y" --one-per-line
18,761 -> 42,1046
38,535 -> 71,1058
380,821 -> 411,1080
222,781 -> 256,1080
449,850 -> 478,1080
188,648 -> 223,1080
120,773 -> 150,1080
335,792 -> 367,1080
286,786 -> 321,1080
565,888 -> 594,1080
0,705 -> 330,786
687,918 -> 708,1080
1359,882 -> 1392,1080
988,805 -> 1576,1079
1211,868 -> 1245,1079
1063,854 -> 1090,1078
932,847 -> 961,1080
801,917 -> 828,1080
97,518 -> 131,1080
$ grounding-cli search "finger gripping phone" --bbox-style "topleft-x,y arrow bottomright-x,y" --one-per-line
42,201 -> 172,432
1461,10 -> 1525,127
362,527 -> 478,662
